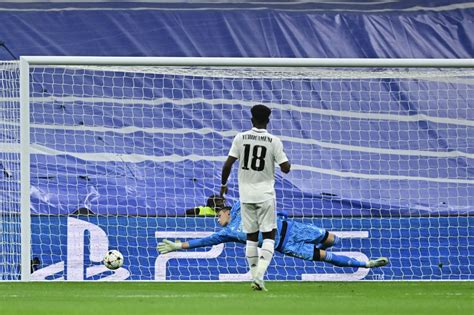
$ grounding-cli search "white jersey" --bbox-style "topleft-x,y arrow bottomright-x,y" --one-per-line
228,127 -> 288,203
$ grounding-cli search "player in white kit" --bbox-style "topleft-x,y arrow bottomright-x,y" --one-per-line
220,104 -> 291,291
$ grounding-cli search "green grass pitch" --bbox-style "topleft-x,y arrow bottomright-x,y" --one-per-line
0,282 -> 472,315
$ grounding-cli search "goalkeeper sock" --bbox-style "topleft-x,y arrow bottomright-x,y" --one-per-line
255,239 -> 275,281
323,251 -> 367,268
245,240 -> 259,280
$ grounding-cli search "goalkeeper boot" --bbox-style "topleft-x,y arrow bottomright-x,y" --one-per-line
251,279 -> 268,292
366,257 -> 389,268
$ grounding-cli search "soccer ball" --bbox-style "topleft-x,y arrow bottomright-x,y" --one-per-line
103,250 -> 124,270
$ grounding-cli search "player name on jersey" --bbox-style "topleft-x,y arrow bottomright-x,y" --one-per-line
242,134 -> 273,143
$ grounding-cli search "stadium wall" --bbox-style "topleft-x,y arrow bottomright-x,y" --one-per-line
0,1 -> 473,59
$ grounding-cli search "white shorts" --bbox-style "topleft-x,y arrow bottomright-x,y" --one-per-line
241,199 -> 276,234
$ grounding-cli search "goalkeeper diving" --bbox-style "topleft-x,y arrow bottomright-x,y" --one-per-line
158,201 -> 389,269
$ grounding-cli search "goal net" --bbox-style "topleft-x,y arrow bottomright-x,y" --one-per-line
2,57 -> 473,280
0,62 -> 21,279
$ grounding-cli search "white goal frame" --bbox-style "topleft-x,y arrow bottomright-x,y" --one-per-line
18,56 -> 474,281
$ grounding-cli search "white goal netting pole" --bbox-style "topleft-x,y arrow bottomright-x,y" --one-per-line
19,59 -> 31,281
0,61 -> 27,280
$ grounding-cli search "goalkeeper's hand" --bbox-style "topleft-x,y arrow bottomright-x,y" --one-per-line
157,239 -> 182,254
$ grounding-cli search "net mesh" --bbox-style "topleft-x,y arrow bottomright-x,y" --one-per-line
0,62 -> 21,280
2,61 -> 473,280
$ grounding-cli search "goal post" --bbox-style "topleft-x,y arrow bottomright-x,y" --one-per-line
0,61 -> 23,280
19,58 -> 31,281
3,56 -> 473,281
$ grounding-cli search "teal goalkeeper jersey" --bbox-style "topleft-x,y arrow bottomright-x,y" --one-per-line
187,201 -> 284,249
186,201 -> 328,261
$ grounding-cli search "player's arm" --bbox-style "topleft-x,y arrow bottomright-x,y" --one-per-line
220,135 -> 240,196
157,230 -> 235,254
220,156 -> 237,196
275,137 -> 290,173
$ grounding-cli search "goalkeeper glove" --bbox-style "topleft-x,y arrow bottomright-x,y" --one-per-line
157,239 -> 182,254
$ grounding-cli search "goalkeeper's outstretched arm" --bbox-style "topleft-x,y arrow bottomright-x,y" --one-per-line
158,230 -> 241,254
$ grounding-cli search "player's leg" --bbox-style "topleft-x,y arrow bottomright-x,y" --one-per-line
252,228 -> 275,291
280,232 -> 390,269
246,231 -> 259,280
241,203 -> 260,281
314,248 -> 389,268
315,233 -> 388,267
314,248 -> 366,267
252,199 -> 277,291
317,232 -> 341,250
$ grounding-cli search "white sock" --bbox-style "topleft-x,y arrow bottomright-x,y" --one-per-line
255,239 -> 275,281
245,240 -> 259,280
